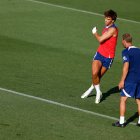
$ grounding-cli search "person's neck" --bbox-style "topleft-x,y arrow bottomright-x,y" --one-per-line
106,23 -> 114,28
126,43 -> 132,48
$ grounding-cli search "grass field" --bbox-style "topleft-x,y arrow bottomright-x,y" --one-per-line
0,0 -> 140,139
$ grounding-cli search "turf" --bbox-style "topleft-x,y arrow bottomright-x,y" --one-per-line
0,0 -> 140,139
39,0 -> 140,22
0,91 -> 140,140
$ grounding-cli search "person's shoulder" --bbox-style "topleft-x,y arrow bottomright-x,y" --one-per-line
108,24 -> 118,33
109,24 -> 118,29
128,46 -> 140,51
122,48 -> 128,55
122,48 -> 128,52
128,46 -> 137,49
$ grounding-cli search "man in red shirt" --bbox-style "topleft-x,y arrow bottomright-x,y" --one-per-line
81,9 -> 118,104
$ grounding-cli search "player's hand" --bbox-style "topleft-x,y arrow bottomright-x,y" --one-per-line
92,26 -> 97,34
118,80 -> 124,90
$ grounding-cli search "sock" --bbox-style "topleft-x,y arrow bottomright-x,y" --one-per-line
94,84 -> 101,94
89,84 -> 94,90
86,84 -> 94,93
119,116 -> 125,124
138,116 -> 140,124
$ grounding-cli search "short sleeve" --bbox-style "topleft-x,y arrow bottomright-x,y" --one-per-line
122,49 -> 129,63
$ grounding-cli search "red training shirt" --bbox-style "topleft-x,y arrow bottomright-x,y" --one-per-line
97,24 -> 118,58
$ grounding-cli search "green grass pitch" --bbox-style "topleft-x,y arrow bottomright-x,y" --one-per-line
0,0 -> 140,139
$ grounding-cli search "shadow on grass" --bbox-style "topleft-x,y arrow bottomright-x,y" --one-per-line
101,86 -> 120,102
88,86 -> 120,99
88,86 -> 138,125
125,112 -> 138,126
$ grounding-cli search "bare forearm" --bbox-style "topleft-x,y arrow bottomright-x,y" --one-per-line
92,27 -> 116,43
93,33 -> 102,43
120,63 -> 129,81
118,62 -> 129,89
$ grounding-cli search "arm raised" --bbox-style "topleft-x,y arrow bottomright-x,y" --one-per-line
93,27 -> 116,43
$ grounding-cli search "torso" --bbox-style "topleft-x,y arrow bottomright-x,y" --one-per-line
97,24 -> 118,58
122,46 -> 140,83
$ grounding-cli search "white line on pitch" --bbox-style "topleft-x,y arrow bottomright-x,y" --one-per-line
26,0 -> 140,24
0,87 -> 136,125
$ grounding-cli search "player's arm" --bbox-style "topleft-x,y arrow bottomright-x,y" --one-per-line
118,62 -> 129,90
92,27 -> 116,43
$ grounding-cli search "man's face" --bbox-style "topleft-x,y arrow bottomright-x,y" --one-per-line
104,17 -> 114,26
122,40 -> 126,48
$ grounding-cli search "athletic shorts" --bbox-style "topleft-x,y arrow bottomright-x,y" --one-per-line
93,52 -> 114,69
121,82 -> 140,99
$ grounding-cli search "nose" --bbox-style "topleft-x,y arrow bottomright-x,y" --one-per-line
105,18 -> 107,22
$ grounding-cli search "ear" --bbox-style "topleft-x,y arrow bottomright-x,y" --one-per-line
124,40 -> 127,46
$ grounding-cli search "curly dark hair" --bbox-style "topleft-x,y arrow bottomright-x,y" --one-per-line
104,9 -> 117,21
